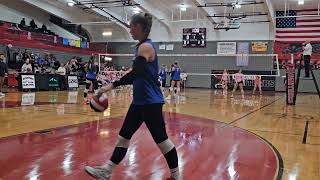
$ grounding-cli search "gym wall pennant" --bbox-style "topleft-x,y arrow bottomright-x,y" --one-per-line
251,42 -> 268,52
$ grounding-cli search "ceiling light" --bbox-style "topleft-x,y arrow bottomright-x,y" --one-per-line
180,4 -> 187,11
298,0 -> 304,5
102,31 -> 112,36
67,1 -> 75,7
235,4 -> 241,8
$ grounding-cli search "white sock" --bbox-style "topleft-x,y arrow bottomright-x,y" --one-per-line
102,160 -> 116,173
170,167 -> 181,179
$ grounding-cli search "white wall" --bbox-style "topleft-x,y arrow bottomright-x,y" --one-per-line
102,19 -> 272,42
0,0 -> 80,40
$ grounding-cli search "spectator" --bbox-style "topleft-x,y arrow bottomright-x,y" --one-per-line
23,49 -> 29,61
21,59 -> 33,73
20,18 -> 26,27
41,24 -> 48,33
56,63 -> 67,90
54,60 -> 60,70
34,64 -> 41,73
0,53 -> 8,97
36,54 -> 45,66
56,63 -> 66,76
30,19 -> 37,29
5,44 -> 11,65
30,54 -> 36,72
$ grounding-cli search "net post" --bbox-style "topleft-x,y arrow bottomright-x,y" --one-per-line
98,54 -> 101,72
275,54 -> 280,77
286,63 -> 296,105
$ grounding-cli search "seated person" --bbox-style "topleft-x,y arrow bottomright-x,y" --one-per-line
21,59 -> 33,73
41,24 -> 48,33
30,19 -> 37,29
34,64 -> 41,73
56,64 -> 66,76
20,18 -> 26,27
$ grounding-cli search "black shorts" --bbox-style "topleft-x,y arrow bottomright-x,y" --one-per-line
85,78 -> 98,90
119,103 -> 168,143
236,81 -> 244,85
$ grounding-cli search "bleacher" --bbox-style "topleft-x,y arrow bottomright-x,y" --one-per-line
0,20 -> 101,55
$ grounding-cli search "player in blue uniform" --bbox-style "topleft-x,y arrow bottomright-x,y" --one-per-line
159,64 -> 167,92
167,61 -> 181,98
85,13 -> 182,180
83,56 -> 99,104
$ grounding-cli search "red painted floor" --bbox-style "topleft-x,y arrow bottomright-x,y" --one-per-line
0,113 -> 279,180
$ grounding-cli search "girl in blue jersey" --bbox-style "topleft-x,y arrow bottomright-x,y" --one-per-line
159,64 -> 167,92
83,56 -> 99,104
168,61 -> 181,98
85,13 -> 182,180
168,64 -> 175,93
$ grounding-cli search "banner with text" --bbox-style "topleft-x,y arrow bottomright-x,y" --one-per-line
217,42 -> 237,54
21,75 -> 35,89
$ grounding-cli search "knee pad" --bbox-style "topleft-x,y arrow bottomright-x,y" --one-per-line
157,139 -> 175,154
116,135 -> 130,148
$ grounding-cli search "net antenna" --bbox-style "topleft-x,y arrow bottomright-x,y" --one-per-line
98,53 -> 281,78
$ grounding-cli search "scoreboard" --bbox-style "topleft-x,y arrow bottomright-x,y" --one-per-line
183,28 -> 206,48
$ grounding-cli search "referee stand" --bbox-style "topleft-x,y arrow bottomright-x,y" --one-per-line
287,56 -> 320,105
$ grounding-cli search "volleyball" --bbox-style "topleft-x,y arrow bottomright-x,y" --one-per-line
90,94 -> 109,112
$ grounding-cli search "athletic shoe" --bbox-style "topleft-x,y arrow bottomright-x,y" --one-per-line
83,98 -> 90,105
0,92 -> 5,98
85,166 -> 111,180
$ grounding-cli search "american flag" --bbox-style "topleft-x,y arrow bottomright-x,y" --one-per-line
276,9 -> 320,42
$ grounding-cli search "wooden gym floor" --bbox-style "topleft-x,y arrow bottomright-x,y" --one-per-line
0,88 -> 319,180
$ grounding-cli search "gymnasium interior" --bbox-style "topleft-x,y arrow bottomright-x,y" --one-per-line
0,0 -> 320,179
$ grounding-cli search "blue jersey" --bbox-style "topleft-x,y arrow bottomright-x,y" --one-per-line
172,66 -> 181,81
132,39 -> 164,105
86,64 -> 97,80
159,68 -> 166,81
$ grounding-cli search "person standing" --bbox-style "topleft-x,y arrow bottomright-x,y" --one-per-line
159,64 -> 167,92
252,75 -> 262,95
0,53 -> 8,97
84,12 -> 182,180
302,40 -> 312,78
56,64 -> 67,90
231,69 -> 245,98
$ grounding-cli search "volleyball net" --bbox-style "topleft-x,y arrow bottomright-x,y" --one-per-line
97,53 -> 280,90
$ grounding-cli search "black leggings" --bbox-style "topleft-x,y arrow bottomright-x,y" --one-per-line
110,103 -> 178,170
119,103 -> 168,143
